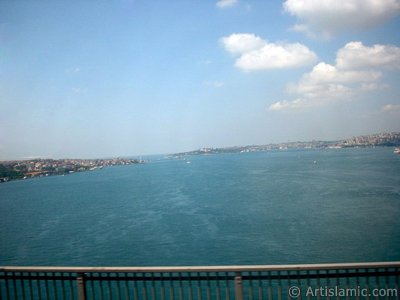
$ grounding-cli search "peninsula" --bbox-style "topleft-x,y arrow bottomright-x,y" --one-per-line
0,158 -> 143,183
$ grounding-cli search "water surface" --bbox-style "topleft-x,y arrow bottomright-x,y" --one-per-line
1,148 -> 399,266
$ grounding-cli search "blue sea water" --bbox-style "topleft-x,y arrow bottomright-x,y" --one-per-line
1,148 -> 400,266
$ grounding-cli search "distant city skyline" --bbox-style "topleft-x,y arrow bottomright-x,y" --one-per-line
1,0 -> 400,160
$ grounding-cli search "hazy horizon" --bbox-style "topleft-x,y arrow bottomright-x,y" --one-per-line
1,130 -> 398,161
1,0 -> 400,160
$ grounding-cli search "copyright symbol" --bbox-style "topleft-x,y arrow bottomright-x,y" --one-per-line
289,286 -> 301,298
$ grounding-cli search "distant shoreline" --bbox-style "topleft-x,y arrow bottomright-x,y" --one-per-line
0,158 -> 144,183
1,132 -> 399,183
171,132 -> 400,157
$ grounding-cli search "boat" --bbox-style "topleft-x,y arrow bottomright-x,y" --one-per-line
394,148 -> 400,154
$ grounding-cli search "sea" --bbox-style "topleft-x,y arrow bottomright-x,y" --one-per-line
1,147 -> 400,266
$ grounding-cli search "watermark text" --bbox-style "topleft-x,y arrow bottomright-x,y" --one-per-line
288,286 -> 398,298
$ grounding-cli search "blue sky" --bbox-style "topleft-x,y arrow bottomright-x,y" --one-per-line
1,0 -> 400,159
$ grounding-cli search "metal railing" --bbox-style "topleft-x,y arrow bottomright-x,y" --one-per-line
1,262 -> 399,299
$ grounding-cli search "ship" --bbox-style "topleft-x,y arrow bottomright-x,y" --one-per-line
394,148 -> 400,154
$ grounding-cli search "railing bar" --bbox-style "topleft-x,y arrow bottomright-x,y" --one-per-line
44,272 -> 50,300
11,272 -> 17,300
345,269 -> 350,300
355,269 -> 360,300
133,273 -> 138,300
29,272 -> 34,300
335,270 -> 340,300
3,273 -> 8,300
296,270 -> 301,300
249,272 -> 253,300
160,273 -> 165,300
151,273 -> 156,300
326,270 -> 331,300
0,273 -> 3,300
99,273 -> 105,300
169,273 -> 174,300
5,272 -> 10,300
89,274 -> 94,300
60,273 -> 66,300
306,271 -> 311,300
243,271 -> 400,280
375,269 -> 379,300
124,274 -> 129,300
267,272 -> 272,300
116,273 -> 121,300
37,272 -> 43,300
1,271 -> 399,282
216,272 -> 221,300
7,272 -> 12,300
12,272 -> 18,300
6,272 -> 10,300
67,274 -> 72,300
188,272 -> 193,300
106,273 -> 111,300
0,274 -> 3,300
277,271 -> 282,300
364,269 -> 370,300
143,273 -> 148,300
206,273 -> 211,300
20,272 -> 26,300
225,272 -> 230,300
396,268 -> 399,300
52,273 -> 57,300
385,268 -> 389,300
287,271 -> 290,300
179,272 -> 184,300
197,272 -> 202,300
95,274 -> 99,300
316,270 -> 320,300
257,271 -> 262,300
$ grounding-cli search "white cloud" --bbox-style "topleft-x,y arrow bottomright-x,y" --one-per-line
221,33 -> 317,71
236,42 -> 317,71
283,0 -> 400,38
297,62 -> 381,86
382,104 -> 400,112
221,33 -> 266,54
269,99 -> 306,111
216,0 -> 238,8
269,41 -> 399,111
336,42 -> 400,70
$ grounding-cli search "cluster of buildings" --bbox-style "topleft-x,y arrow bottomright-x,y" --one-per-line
337,132 -> 400,148
0,158 -> 143,182
174,132 -> 400,157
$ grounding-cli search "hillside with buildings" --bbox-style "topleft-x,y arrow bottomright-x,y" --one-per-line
172,132 -> 400,156
0,158 -> 142,183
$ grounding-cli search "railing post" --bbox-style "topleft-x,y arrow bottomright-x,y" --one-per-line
77,273 -> 86,300
234,272 -> 243,300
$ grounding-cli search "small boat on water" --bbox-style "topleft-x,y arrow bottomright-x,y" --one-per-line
394,148 -> 400,154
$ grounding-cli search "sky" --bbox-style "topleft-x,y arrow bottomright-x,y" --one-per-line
1,0 -> 400,160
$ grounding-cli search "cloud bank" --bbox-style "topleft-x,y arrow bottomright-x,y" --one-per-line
269,42 -> 400,111
284,0 -> 400,38
221,33 -> 317,71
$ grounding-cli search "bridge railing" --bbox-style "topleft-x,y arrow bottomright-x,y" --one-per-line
1,262 -> 399,299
